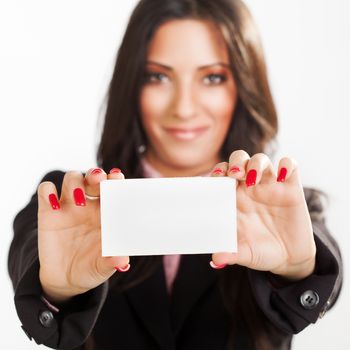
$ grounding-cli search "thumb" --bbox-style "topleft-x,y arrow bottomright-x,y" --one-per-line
96,256 -> 130,279
212,242 -> 253,268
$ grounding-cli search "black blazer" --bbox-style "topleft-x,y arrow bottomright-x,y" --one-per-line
8,171 -> 343,350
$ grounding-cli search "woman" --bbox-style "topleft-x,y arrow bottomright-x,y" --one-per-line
8,0 -> 342,349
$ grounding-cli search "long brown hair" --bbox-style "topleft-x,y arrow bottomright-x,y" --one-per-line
97,0 -> 282,348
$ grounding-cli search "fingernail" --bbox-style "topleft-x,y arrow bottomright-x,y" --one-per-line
228,166 -> 240,174
73,188 -> 86,206
212,168 -> 224,175
277,167 -> 287,182
90,168 -> 103,175
110,168 -> 121,174
48,193 -> 60,210
115,263 -> 130,272
209,261 -> 227,269
246,169 -> 257,187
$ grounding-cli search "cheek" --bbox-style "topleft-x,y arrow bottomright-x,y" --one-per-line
140,86 -> 172,122
139,86 -> 171,144
200,87 -> 236,131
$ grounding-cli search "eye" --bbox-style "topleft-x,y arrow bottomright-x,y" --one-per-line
144,72 -> 169,83
203,73 -> 227,85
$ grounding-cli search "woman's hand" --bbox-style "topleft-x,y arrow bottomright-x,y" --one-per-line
37,168 -> 130,304
210,150 -> 316,281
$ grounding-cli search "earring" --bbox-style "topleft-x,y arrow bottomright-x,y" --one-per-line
138,144 -> 146,154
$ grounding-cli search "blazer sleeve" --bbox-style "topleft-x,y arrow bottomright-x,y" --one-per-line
248,187 -> 343,334
8,170 -> 109,350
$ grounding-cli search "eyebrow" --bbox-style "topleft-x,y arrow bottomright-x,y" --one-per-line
146,60 -> 230,70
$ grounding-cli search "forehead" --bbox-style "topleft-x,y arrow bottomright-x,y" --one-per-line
146,19 -> 229,65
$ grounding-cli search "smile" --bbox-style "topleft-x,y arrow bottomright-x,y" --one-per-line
164,126 -> 209,141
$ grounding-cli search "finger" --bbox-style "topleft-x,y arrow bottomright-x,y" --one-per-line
245,153 -> 275,187
211,252 -> 231,266
60,171 -> 86,206
97,255 -> 130,278
210,162 -> 228,177
227,150 -> 250,181
37,181 -> 61,211
84,167 -> 107,198
107,167 -> 125,180
277,157 -> 298,183
211,241 -> 252,268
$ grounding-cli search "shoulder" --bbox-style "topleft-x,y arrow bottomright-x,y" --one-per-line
39,170 -> 66,183
37,170 -> 70,198
38,170 -> 66,191
303,187 -> 326,223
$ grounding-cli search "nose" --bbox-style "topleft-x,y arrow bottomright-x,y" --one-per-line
172,81 -> 197,120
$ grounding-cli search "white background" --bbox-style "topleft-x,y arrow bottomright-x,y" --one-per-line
1,1 -> 349,348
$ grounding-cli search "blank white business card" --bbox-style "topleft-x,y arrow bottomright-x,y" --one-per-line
100,177 -> 237,256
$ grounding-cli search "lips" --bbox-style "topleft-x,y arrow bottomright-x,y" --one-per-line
164,126 -> 209,141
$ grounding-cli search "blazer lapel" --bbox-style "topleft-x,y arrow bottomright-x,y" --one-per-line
169,253 -> 217,336
124,254 -> 217,348
125,258 -> 176,350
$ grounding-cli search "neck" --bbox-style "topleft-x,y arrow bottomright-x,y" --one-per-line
144,151 -> 218,177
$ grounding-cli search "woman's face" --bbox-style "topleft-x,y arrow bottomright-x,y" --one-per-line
139,19 -> 237,176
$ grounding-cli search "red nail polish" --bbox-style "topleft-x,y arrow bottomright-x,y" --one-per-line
209,261 -> 227,269
246,169 -> 257,187
115,263 -> 130,272
91,168 -> 103,175
73,188 -> 86,206
277,167 -> 287,182
110,168 -> 121,174
48,193 -> 60,210
212,168 -> 224,175
228,166 -> 240,173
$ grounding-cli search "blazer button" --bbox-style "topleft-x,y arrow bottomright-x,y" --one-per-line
300,290 -> 320,309
39,310 -> 54,328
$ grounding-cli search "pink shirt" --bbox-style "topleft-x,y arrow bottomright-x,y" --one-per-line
140,157 -> 211,295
